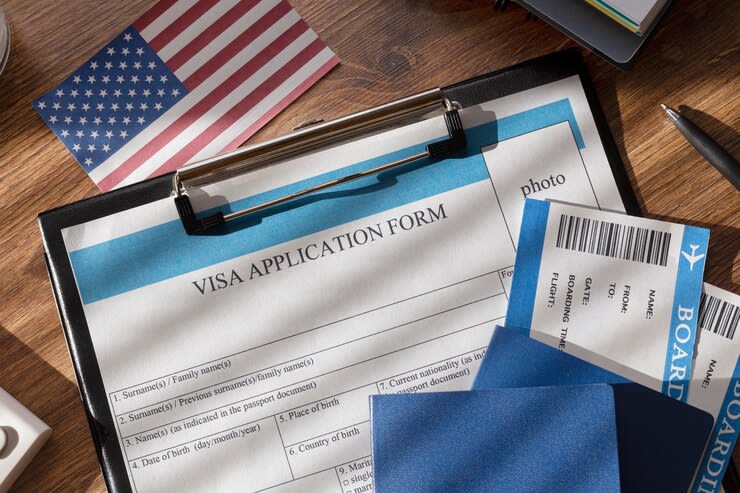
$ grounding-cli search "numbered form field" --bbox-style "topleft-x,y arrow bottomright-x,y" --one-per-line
108,269 -> 508,492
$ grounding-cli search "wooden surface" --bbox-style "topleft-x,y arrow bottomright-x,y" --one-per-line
0,0 -> 738,490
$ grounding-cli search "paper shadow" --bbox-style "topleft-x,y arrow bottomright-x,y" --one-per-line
196,150 -> 486,237
216,171 -> 402,234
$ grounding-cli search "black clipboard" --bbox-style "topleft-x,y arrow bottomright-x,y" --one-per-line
40,49 -> 643,492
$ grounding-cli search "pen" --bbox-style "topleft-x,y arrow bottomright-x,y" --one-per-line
661,104 -> 740,191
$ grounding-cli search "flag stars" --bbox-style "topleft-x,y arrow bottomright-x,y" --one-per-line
42,27 -> 190,168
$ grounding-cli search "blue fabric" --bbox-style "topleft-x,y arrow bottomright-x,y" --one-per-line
474,325 -> 629,388
371,386 -> 621,493
473,326 -> 714,493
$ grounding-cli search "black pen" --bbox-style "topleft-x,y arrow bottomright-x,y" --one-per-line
661,104 -> 740,191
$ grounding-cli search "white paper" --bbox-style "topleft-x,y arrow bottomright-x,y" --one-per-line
62,76 -> 627,492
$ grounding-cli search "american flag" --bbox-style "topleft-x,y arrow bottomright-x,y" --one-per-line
34,0 -> 339,191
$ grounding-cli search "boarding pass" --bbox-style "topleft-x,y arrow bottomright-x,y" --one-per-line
689,284 -> 740,493
506,198 -> 709,400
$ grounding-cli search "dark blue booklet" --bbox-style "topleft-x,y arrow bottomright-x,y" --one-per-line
371,385 -> 621,493
473,325 -> 714,493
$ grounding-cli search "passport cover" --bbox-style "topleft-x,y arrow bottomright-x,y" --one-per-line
473,325 -> 714,493
370,386 -> 621,493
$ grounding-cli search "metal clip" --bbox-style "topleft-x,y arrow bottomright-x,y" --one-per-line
173,88 -> 466,234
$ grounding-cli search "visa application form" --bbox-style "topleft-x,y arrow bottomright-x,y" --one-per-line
62,76 -> 628,492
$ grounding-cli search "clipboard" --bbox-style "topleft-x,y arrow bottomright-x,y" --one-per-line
39,49 -> 644,492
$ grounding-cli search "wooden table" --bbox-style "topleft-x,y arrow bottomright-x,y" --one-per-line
0,0 -> 737,490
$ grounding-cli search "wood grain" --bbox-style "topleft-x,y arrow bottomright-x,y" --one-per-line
0,1 -> 737,491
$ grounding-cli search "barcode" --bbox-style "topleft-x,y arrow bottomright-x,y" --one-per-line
699,292 -> 740,340
555,214 -> 672,267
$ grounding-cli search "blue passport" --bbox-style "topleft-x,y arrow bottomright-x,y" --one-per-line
474,326 -> 714,493
371,386 -> 621,493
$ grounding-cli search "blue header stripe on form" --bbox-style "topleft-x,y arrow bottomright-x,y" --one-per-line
70,99 -> 582,304
503,198 -> 550,333
661,225 -> 710,401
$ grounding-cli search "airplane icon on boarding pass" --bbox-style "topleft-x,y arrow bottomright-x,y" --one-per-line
681,244 -> 705,271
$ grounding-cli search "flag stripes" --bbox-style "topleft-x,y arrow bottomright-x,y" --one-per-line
95,14 -> 316,189
36,0 -> 339,191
